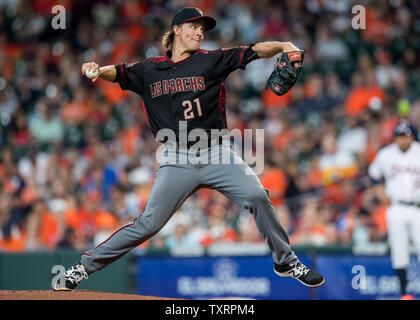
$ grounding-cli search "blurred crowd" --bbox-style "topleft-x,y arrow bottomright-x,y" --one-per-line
0,0 -> 420,253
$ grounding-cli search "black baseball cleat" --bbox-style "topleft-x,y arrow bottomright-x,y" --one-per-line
274,261 -> 325,287
53,263 -> 88,291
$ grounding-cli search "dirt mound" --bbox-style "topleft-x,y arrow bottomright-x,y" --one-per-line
0,290 -> 181,300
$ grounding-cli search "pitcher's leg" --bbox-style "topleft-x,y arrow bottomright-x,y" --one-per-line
80,164 -> 200,274
225,175 -> 296,265
201,148 -> 324,287
202,148 -> 297,265
248,188 -> 298,264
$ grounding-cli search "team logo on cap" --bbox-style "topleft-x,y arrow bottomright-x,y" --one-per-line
403,128 -> 412,135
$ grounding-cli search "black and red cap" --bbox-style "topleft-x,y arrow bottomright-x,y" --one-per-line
170,7 -> 216,31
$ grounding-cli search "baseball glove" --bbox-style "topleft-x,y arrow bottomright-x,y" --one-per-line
267,50 -> 304,96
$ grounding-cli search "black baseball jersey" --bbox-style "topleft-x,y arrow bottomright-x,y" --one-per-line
113,45 -> 259,146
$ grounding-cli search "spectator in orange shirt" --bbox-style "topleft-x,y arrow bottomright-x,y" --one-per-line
362,6 -> 393,45
273,117 -> 294,151
25,199 -> 60,251
61,88 -> 92,126
345,69 -> 387,117
68,191 -> 118,248
319,133 -> 358,186
261,86 -> 292,109
259,159 -> 287,208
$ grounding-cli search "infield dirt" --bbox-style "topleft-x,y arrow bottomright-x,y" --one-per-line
0,290 -> 181,300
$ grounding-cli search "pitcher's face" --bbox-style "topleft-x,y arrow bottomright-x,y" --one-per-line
175,20 -> 205,52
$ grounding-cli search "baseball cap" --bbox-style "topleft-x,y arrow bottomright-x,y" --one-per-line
394,119 -> 416,137
170,7 -> 216,31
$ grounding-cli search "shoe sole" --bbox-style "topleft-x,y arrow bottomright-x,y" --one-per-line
52,281 -> 73,291
53,287 -> 72,291
274,268 -> 325,288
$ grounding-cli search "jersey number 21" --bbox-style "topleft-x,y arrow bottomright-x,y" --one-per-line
182,98 -> 203,120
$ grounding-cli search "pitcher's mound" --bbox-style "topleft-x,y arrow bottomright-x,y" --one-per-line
0,290 -> 181,300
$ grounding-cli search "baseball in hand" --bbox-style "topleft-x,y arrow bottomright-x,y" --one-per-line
85,68 -> 99,79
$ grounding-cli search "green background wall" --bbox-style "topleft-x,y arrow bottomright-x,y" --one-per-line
0,250 -> 136,293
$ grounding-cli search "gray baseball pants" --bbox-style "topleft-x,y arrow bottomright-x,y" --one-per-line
80,140 -> 298,273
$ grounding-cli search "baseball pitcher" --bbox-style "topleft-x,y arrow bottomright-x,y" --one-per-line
53,7 -> 324,291
368,119 -> 420,299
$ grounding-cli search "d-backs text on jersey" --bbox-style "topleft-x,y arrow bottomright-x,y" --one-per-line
150,77 -> 206,98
